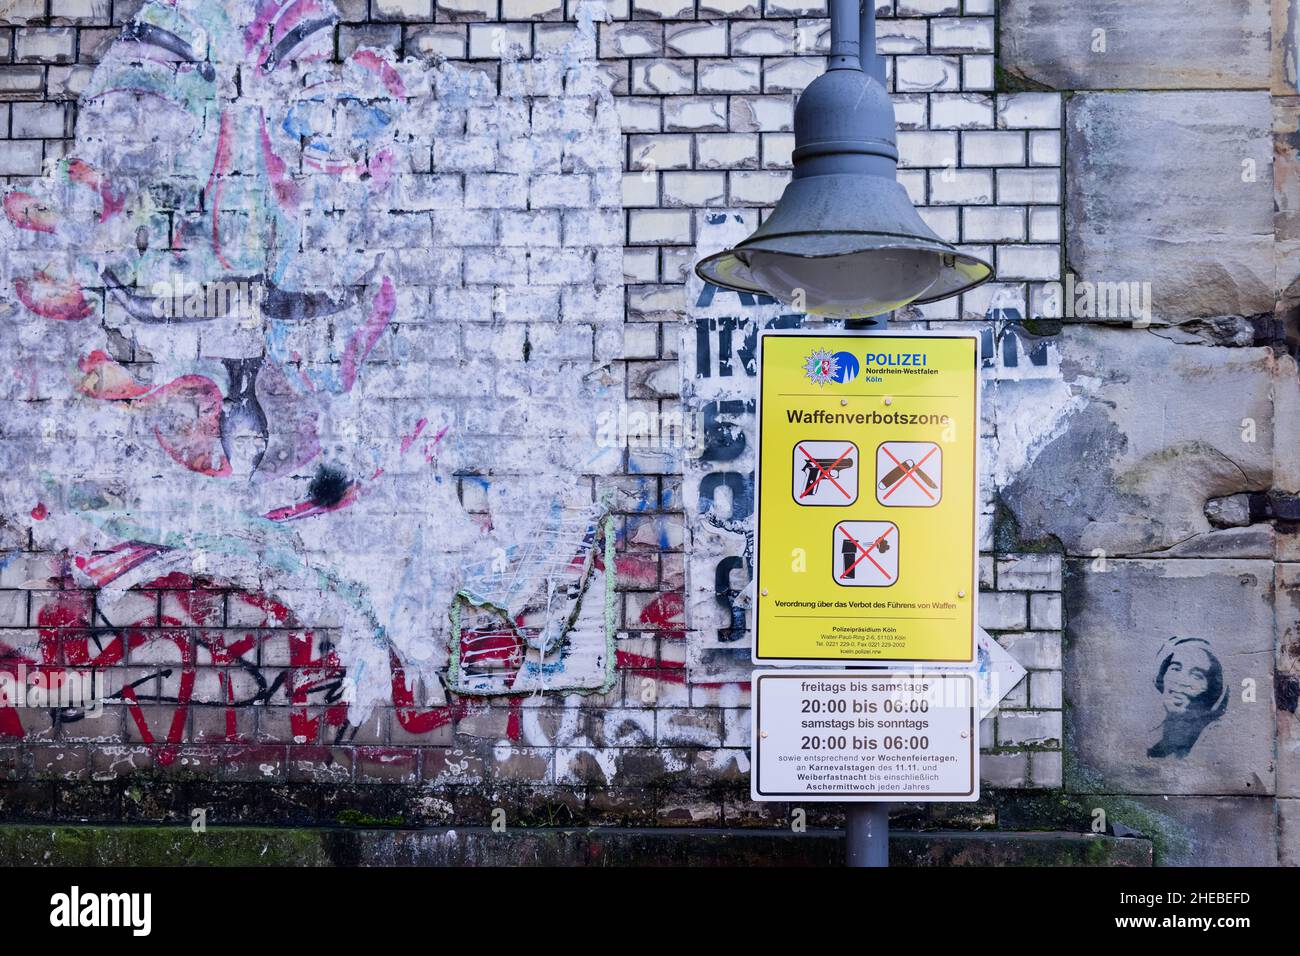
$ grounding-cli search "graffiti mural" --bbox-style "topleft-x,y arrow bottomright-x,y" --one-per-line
0,566 -> 625,763
0,0 -> 625,715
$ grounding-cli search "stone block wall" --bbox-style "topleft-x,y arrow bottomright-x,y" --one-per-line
999,0 -> 1298,868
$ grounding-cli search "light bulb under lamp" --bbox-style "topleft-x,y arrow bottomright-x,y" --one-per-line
739,248 -> 942,319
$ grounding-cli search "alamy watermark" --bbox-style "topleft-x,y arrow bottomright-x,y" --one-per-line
50,886 -> 151,936
150,271 -> 261,323
0,665 -> 104,717
596,404 -> 704,456
1038,274 -> 1152,326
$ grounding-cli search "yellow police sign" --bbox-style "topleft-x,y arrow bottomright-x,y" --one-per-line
754,329 -> 979,664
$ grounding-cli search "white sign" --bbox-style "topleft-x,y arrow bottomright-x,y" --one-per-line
976,627 -> 1027,719
751,670 -> 978,802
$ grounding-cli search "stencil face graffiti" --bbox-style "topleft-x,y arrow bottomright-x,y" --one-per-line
1147,637 -> 1228,759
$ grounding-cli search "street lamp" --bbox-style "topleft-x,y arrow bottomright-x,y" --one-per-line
694,0 -> 992,318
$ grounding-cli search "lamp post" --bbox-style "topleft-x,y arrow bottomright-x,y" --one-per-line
694,0 -> 992,319
702,0 -> 991,866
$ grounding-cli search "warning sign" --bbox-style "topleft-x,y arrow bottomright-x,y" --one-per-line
754,330 -> 979,665
751,670 -> 978,802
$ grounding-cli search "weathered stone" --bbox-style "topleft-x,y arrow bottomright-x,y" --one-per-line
1106,796 -> 1276,866
999,325 -> 1274,556
1276,356 -> 1300,496
1275,0 -> 1300,95
1155,525 -> 1275,559
1205,493 -> 1252,528
1282,798 -> 1300,865
1065,559 -> 1274,796
1276,99 -> 1300,246
1065,92 -> 1273,323
1150,315 -> 1258,348
1279,692 -> 1300,800
1276,564 -> 1300,798
1000,0 -> 1270,90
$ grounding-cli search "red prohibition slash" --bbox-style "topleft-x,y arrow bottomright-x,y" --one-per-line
798,443 -> 854,499
838,524 -> 895,581
881,444 -> 937,502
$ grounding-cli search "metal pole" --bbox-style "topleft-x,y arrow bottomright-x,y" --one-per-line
859,0 -> 886,83
840,0 -> 889,872
828,0 -> 860,69
845,802 -> 891,867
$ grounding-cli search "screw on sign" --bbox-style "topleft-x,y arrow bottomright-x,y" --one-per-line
876,441 -> 942,507
834,521 -> 898,586
793,440 -> 859,505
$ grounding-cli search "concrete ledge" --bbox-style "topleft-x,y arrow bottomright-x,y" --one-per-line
0,826 -> 1152,867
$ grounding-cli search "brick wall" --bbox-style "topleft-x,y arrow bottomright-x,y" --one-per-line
0,0 -> 1066,824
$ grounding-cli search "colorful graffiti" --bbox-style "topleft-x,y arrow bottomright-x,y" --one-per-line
0,0 -> 625,714
0,562 -> 742,766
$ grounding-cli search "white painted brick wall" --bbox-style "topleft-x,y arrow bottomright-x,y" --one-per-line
0,0 -> 1067,801
979,591 -> 1029,630
997,168 -> 1061,204
997,92 -> 1062,129
998,710 -> 1062,747
997,553 -> 1063,591
961,130 -> 1026,166
930,17 -> 994,53
898,129 -> 959,166
15,28 -> 77,62
997,243 -> 1060,280
0,140 -> 43,176
697,133 -> 760,168
664,96 -> 729,130
929,168 -> 994,204
962,54 -> 993,90
661,171 -> 727,205
895,54 -> 961,91
930,92 -> 993,128
373,0 -> 435,20
1028,206 -> 1061,242
1028,129 -> 1062,166
963,205 -> 1025,242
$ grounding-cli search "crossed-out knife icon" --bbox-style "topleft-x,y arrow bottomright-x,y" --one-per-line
879,458 -> 938,490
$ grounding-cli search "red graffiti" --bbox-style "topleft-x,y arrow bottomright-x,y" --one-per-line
14,270 -> 94,321
0,576 -> 746,760
3,191 -> 57,233
0,574 -> 497,760
138,375 -> 231,477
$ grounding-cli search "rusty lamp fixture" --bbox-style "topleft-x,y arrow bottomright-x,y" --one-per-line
694,0 -> 992,318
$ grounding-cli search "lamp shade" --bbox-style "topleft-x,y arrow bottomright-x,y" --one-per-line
695,37 -> 992,318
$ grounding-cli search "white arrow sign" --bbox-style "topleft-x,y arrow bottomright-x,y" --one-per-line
975,627 -> 1027,719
